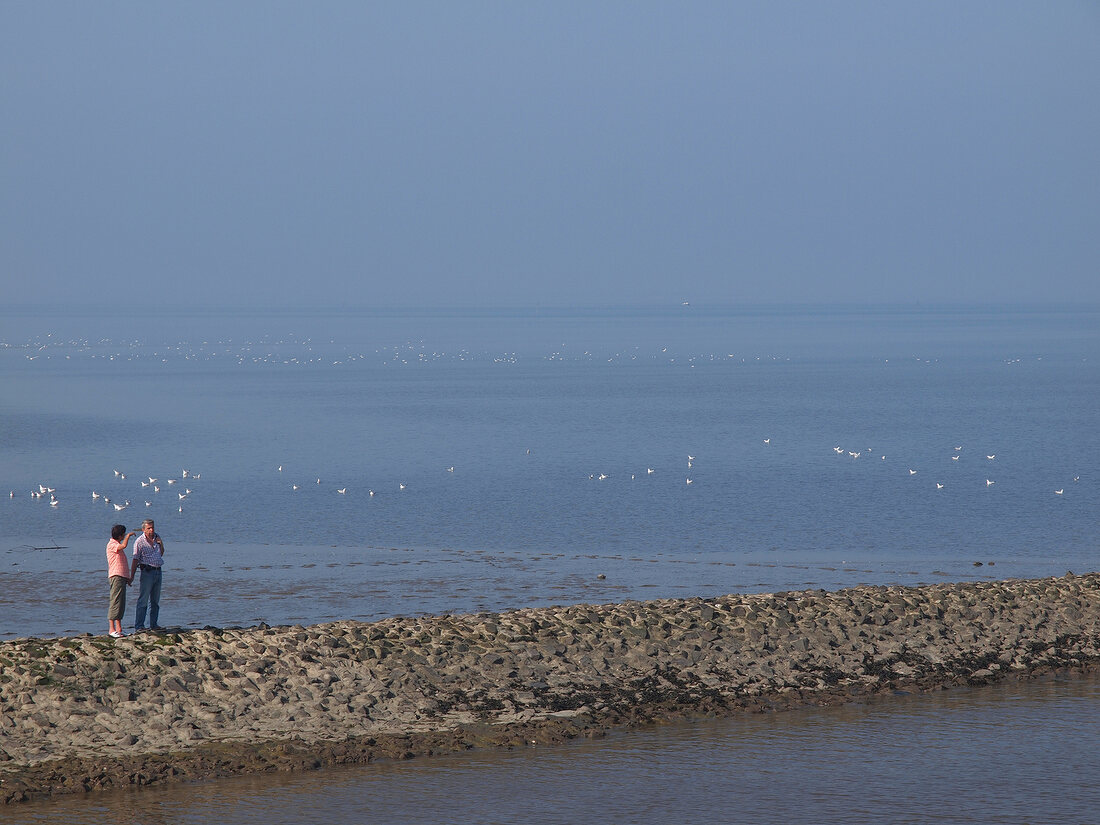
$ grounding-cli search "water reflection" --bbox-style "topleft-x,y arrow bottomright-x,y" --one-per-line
8,674 -> 1100,824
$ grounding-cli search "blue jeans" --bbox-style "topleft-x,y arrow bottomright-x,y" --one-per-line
134,567 -> 162,629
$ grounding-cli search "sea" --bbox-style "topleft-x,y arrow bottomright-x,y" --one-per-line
1,304 -> 1098,822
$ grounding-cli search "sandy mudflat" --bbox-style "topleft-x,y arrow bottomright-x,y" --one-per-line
3,573 -> 1100,803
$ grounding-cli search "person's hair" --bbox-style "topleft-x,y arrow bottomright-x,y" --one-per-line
111,524 -> 126,540
142,519 -> 154,529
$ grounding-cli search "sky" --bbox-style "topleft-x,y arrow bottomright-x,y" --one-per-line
2,2 -> 1098,310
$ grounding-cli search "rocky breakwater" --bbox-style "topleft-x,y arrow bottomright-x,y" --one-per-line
4,573 -> 1100,803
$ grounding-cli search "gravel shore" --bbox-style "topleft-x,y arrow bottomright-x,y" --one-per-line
4,573 -> 1100,804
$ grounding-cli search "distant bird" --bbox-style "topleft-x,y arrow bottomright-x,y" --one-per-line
647,468 -> 655,475
986,479 -> 995,486
178,493 -> 187,500
686,478 -> 694,485
50,499 -> 59,507
153,486 -> 160,492
114,469 -> 121,477
936,483 -> 944,489
337,488 -> 346,494
954,446 -> 963,451
763,438 -> 770,444
368,489 -> 375,497
141,481 -> 150,488
986,455 -> 996,461
278,466 -> 283,472
1073,476 -> 1080,483
909,469 -> 917,475
145,501 -> 152,507
316,478 -> 321,484
292,484 -> 299,491
148,477 -> 157,484
399,483 -> 406,490
182,469 -> 189,478
92,491 -> 100,499
167,479 -> 177,485
951,455 -> 960,461
833,446 -> 844,454
114,502 -> 127,511
598,474 -> 608,480
1055,489 -> 1064,495
850,451 -> 861,459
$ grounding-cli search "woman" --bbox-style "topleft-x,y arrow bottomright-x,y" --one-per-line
105,524 -> 137,637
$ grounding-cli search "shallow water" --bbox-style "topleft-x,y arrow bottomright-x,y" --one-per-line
8,674 -> 1099,825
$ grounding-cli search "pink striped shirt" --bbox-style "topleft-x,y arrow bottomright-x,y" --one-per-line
106,538 -> 129,578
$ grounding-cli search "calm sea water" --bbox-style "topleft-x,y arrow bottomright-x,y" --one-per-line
2,305 -> 1096,636
2,305 -> 1098,822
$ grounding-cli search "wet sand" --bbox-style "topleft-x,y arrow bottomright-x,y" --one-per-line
3,573 -> 1100,804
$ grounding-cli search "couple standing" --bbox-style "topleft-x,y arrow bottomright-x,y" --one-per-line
105,518 -> 166,637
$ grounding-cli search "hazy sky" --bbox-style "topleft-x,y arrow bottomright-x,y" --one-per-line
2,2 -> 1098,309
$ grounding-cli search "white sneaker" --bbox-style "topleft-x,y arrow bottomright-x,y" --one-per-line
109,630 -> 125,638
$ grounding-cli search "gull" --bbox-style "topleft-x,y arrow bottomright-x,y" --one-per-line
145,501 -> 152,507
368,489 -> 375,497
178,505 -> 183,513
647,468 -> 655,475
763,438 -> 770,444
598,473 -> 608,480
178,493 -> 187,500
1073,476 -> 1080,483
986,479 -> 995,486
951,455 -> 960,461
687,455 -> 695,462
167,479 -> 177,485
936,483 -> 944,489
278,466 -> 283,472
8,491 -> 12,498
153,486 -> 160,492
316,478 -> 321,484
986,455 -> 996,461
686,478 -> 694,485
50,499 -> 59,507
447,466 -> 454,473
1055,489 -> 1064,495
119,473 -> 125,480
399,483 -> 407,490
292,484 -> 299,491
631,474 -> 635,480
114,502 -> 128,511
182,469 -> 189,478
909,469 -> 917,475
849,452 -> 861,459
833,446 -> 844,454
337,488 -> 346,494
92,491 -> 100,499
39,485 -> 47,494
148,477 -> 157,484
954,446 -> 962,451
114,469 -> 121,477
103,497 -> 110,504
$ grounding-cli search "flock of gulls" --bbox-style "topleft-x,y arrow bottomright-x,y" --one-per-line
13,468 -> 203,514
10,437 -> 1084,520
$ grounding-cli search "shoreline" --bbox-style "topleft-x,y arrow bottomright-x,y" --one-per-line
4,573 -> 1100,804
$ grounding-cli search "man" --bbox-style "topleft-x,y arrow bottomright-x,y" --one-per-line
132,518 -> 166,632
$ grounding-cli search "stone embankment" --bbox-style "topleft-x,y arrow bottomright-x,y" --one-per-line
4,574 -> 1100,803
